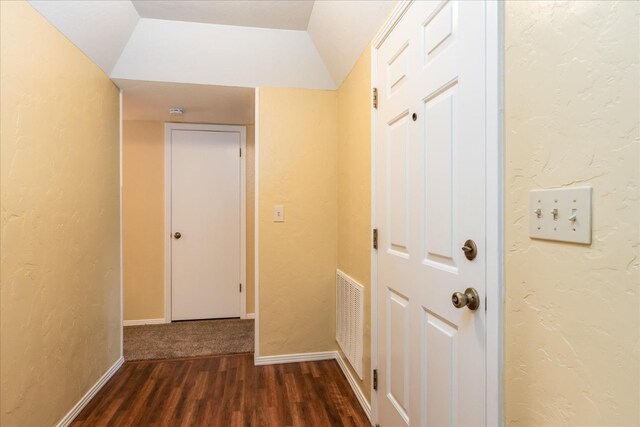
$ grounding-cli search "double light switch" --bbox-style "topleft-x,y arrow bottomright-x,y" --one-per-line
529,187 -> 592,244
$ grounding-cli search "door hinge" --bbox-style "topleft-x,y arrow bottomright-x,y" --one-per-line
373,369 -> 378,391
239,283 -> 242,292
372,88 -> 378,109
373,228 -> 378,250
239,147 -> 242,157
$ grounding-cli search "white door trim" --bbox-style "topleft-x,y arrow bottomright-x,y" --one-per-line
484,2 -> 505,424
119,90 -> 124,357
369,1 -> 504,425
254,88 -> 261,359
164,122 -> 247,322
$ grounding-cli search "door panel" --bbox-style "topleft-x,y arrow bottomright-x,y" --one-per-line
423,310 -> 458,427
387,288 -> 410,423
388,43 -> 410,94
422,1 -> 456,64
171,130 -> 241,321
376,1 -> 487,426
388,114 -> 410,256
424,84 -> 456,265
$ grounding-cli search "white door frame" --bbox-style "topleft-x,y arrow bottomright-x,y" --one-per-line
369,1 -> 504,425
164,122 -> 247,322
254,88 -> 261,358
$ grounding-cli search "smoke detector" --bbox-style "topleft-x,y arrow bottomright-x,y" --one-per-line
169,107 -> 184,115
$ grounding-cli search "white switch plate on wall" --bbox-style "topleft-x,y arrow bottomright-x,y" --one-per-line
273,205 -> 284,222
529,187 -> 592,244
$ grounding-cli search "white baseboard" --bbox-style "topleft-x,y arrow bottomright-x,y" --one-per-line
334,352 -> 372,422
254,350 -> 371,421
55,356 -> 124,427
245,313 -> 255,319
122,318 -> 166,326
254,351 -> 336,366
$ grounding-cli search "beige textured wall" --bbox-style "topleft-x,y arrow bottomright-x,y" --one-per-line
258,88 -> 338,355
504,1 -> 640,425
0,2 -> 121,426
123,121 -> 165,320
122,121 -> 255,320
337,47 -> 372,400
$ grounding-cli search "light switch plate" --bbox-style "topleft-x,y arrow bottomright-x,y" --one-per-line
529,187 -> 592,244
273,205 -> 284,222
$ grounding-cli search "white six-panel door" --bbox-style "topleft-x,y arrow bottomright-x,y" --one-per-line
376,1 -> 487,425
170,128 -> 243,321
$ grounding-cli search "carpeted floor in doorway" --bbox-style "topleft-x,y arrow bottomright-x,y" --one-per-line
124,319 -> 254,361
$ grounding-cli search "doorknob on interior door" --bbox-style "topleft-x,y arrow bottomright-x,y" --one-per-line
451,288 -> 480,310
174,232 -> 181,239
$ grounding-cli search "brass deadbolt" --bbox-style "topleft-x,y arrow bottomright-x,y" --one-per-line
461,239 -> 477,260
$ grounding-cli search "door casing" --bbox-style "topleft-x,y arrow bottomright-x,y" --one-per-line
369,1 -> 504,425
164,122 -> 247,322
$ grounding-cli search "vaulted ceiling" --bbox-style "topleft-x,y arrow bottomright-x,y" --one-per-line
131,0 -> 316,30
28,0 -> 395,90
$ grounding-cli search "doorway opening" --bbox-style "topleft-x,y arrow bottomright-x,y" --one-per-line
119,80 -> 256,361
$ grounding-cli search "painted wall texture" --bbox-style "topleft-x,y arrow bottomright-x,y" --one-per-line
123,121 -> 165,321
122,121 -> 256,320
504,1 -> 640,425
0,2 -> 121,426
337,46 -> 373,400
258,88 -> 338,355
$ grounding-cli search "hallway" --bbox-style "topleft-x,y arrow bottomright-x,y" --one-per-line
1,1 -> 638,426
70,354 -> 369,426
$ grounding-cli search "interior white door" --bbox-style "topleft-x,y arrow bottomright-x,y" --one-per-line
171,129 -> 241,321
376,1 -> 487,426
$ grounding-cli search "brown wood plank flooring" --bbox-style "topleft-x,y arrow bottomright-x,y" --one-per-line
71,353 -> 370,427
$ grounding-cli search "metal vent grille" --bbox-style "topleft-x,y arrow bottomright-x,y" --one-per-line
336,269 -> 364,379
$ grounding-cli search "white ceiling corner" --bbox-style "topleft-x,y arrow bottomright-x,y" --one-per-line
307,0 -> 396,86
131,0 -> 315,31
27,0 -> 139,75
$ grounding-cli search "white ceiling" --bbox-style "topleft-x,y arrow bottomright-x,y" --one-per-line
29,0 -> 138,73
117,80 -> 255,124
131,0 -> 315,31
110,19 -> 335,90
27,0 -> 396,89
308,1 -> 395,85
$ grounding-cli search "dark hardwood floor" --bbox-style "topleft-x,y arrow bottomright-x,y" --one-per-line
71,353 -> 370,426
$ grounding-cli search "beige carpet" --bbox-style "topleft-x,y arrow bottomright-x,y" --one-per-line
124,319 -> 254,361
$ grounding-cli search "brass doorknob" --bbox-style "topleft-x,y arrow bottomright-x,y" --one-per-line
174,232 -> 181,239
451,288 -> 480,310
